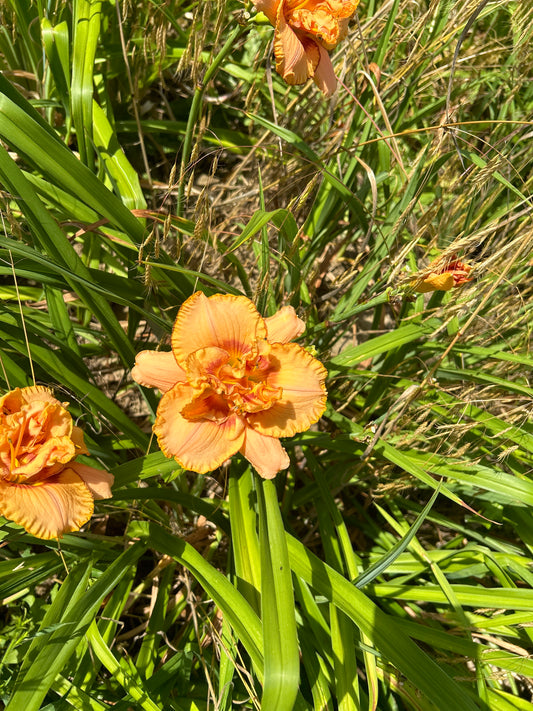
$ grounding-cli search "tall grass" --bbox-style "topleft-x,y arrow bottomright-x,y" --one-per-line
1,0 -> 533,709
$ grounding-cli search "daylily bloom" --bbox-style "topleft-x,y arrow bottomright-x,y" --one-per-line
0,386 -> 114,540
253,0 -> 359,95
132,292 -> 327,479
410,254 -> 472,293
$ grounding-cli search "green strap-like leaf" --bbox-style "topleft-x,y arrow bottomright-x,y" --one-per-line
144,522 -> 264,677
258,478 -> 300,711
6,543 -> 145,711
287,535 -> 480,711
71,0 -> 102,168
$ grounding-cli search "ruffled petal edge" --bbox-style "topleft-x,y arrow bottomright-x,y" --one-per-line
0,469 -> 94,540
247,342 -> 327,438
154,384 -> 246,473
171,292 -> 267,366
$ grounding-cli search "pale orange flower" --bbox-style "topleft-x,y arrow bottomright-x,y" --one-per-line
411,254 -> 472,293
0,386 -> 114,540
132,292 -> 327,479
253,0 -> 359,95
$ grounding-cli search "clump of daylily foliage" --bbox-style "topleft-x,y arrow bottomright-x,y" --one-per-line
0,2 -> 474,540
3,1 -> 531,710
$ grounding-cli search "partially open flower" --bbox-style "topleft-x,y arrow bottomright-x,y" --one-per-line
253,0 -> 359,95
132,292 -> 328,479
410,254 -> 472,293
0,386 -> 114,539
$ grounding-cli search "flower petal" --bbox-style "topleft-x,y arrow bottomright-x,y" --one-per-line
412,254 -> 472,293
247,342 -> 327,437
180,383 -> 231,422
69,462 -> 114,499
13,436 -> 75,480
71,426 -> 89,455
288,7 -> 340,49
412,272 -> 455,293
275,8 -> 319,84
240,427 -> 290,479
154,384 -> 246,473
313,44 -> 338,96
185,347 -> 231,380
172,292 -> 267,365
252,0 -> 280,24
0,385 -> 58,412
265,305 -> 305,344
132,350 -> 187,393
330,0 -> 360,20
0,469 -> 94,539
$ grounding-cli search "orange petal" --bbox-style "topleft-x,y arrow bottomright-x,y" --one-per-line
412,272 -> 455,293
0,469 -> 94,539
0,385 -> 57,413
246,342 -> 327,437
71,426 -> 89,455
265,306 -> 305,344
336,14 -> 352,39
288,7 -> 340,49
313,44 -> 338,95
69,462 -> 114,499
240,427 -> 290,479
329,0 -> 360,20
154,384 -> 246,473
284,0 -> 358,16
274,8 -> 319,84
14,436 -> 76,480
180,383 -> 231,422
2,389 -> 72,440
185,346 -> 231,380
252,0 -> 280,25
171,292 -> 267,365
132,350 -> 187,392
453,272 -> 471,286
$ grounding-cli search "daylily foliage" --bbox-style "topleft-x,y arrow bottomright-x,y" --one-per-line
0,386 -> 113,539
253,0 -> 359,95
132,292 -> 327,479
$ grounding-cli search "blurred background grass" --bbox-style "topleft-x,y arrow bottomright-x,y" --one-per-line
1,0 -> 533,709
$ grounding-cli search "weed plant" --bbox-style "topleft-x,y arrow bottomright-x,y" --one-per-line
0,0 -> 533,709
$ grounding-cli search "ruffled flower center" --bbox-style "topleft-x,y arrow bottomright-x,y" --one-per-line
182,345 -> 282,424
283,0 -> 357,49
446,259 -> 471,285
0,398 -> 75,483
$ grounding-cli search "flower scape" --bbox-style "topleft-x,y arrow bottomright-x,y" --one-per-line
0,386 -> 114,540
252,0 -> 359,95
410,254 -> 472,293
132,291 -> 328,479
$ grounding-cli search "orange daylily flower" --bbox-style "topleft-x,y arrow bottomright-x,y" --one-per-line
132,292 -> 327,479
253,0 -> 359,95
411,254 -> 472,293
0,386 -> 114,540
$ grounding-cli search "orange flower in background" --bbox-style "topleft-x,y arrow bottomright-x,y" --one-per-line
132,292 -> 327,479
0,386 -> 114,540
411,254 -> 472,294
253,0 -> 359,95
